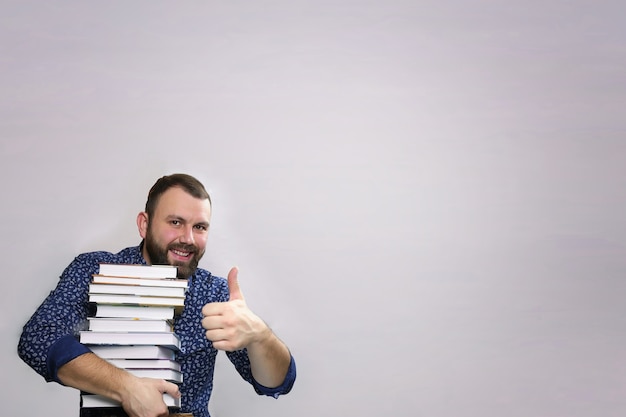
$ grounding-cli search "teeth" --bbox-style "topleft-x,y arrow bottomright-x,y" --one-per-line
172,250 -> 190,257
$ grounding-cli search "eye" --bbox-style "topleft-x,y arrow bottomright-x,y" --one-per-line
194,224 -> 208,231
171,220 -> 181,226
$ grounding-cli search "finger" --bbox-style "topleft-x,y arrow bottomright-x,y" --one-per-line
204,328 -> 229,342
227,266 -> 244,301
202,302 -> 224,317
211,339 -> 238,352
201,315 -> 225,331
162,381 -> 181,399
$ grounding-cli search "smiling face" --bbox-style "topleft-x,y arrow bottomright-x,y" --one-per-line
137,186 -> 211,278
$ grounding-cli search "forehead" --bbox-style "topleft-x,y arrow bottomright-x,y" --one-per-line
153,186 -> 211,221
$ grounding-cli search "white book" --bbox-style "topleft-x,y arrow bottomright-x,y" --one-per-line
79,331 -> 181,350
88,317 -> 174,333
81,393 -> 180,408
98,263 -> 177,279
89,283 -> 186,298
90,345 -> 176,360
93,304 -> 176,319
106,358 -> 181,372
92,274 -> 188,288
89,293 -> 185,307
127,368 -> 183,383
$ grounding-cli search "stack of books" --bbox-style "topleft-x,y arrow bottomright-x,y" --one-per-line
79,263 -> 188,417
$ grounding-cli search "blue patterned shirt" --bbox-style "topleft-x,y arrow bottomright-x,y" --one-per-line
18,245 -> 296,417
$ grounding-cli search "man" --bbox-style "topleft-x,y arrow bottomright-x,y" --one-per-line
18,173 -> 296,417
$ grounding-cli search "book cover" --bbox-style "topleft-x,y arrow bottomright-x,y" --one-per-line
98,263 -> 178,279
79,409 -> 190,417
92,304 -> 176,320
89,293 -> 185,307
92,275 -> 188,288
88,317 -> 174,333
79,331 -> 181,350
81,392 -> 180,408
89,283 -> 186,298
89,345 -> 176,360
105,358 -> 181,372
79,407 -> 130,417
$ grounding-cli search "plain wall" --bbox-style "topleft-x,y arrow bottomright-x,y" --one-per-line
1,1 -> 625,416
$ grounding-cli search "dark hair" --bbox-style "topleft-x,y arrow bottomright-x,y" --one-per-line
145,173 -> 211,217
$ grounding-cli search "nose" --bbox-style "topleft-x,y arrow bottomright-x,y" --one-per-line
179,225 -> 194,244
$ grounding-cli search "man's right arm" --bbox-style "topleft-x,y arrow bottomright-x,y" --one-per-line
58,352 -> 180,417
17,253 -> 178,417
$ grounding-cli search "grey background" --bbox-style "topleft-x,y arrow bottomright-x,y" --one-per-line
1,1 -> 625,416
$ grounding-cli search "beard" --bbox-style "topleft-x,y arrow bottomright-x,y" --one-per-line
144,226 -> 204,279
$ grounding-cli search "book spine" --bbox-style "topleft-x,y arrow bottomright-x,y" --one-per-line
79,407 -> 187,417
79,407 -> 129,417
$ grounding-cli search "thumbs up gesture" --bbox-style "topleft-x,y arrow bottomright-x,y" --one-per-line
201,267 -> 269,351
226,266 -> 245,302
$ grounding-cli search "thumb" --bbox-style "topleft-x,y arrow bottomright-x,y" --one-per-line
227,266 -> 244,301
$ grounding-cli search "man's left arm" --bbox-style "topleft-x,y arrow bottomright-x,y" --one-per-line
202,267 -> 294,388
245,320 -> 292,387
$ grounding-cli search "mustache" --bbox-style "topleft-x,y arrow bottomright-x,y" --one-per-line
168,243 -> 198,254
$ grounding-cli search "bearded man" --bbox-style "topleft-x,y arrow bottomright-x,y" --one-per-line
18,173 -> 296,417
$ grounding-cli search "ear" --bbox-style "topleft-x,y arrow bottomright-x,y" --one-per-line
137,211 -> 149,239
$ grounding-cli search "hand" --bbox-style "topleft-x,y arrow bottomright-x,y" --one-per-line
201,267 -> 269,351
57,353 -> 181,417
120,376 -> 181,417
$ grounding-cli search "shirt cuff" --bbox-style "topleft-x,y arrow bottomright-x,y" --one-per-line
46,335 -> 92,384
252,355 -> 297,398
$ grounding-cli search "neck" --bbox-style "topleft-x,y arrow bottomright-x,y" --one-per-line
139,240 -> 152,264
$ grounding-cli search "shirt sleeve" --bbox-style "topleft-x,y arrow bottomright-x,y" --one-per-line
225,349 -> 297,398
18,253 -> 98,382
250,354 -> 297,398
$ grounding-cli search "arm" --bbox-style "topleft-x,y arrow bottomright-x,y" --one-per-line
18,253 -> 99,381
202,267 -> 294,388
58,352 -> 180,417
246,325 -> 291,388
18,253 -> 179,417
